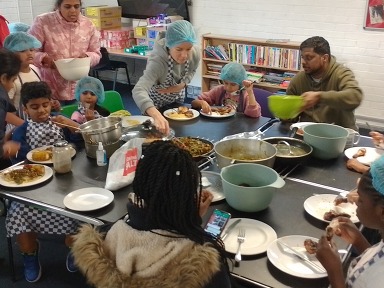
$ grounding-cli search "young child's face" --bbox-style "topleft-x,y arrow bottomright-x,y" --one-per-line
24,97 -> 51,123
80,91 -> 98,108
16,49 -> 36,68
222,80 -> 240,94
356,185 -> 384,230
0,74 -> 17,92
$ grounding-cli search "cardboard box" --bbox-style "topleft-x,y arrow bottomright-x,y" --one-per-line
146,26 -> 167,39
100,27 -> 134,41
101,39 -> 136,49
134,26 -> 147,38
90,17 -> 121,29
85,6 -> 121,18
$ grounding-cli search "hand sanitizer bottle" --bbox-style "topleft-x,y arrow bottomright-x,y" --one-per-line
96,142 -> 107,166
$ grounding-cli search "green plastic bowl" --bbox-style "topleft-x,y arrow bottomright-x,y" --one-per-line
268,95 -> 303,119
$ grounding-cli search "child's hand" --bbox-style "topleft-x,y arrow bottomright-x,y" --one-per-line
200,101 -> 211,114
199,190 -> 213,217
242,80 -> 254,92
370,131 -> 384,148
51,100 -> 61,112
84,108 -> 95,121
2,141 -> 20,158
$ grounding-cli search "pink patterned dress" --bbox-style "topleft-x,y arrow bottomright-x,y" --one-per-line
29,10 -> 101,101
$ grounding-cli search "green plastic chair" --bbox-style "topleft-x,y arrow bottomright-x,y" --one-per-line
60,104 -> 78,118
101,90 -> 125,113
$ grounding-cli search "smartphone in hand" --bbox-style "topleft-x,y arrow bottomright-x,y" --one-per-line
204,209 -> 231,237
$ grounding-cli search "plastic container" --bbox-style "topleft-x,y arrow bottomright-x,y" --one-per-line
52,140 -> 72,173
96,142 -> 107,166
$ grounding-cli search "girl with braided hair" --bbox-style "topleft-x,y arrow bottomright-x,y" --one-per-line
72,141 -> 232,288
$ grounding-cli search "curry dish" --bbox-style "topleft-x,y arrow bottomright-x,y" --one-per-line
1,164 -> 45,184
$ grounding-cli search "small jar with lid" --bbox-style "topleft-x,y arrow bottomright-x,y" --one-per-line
52,140 -> 72,173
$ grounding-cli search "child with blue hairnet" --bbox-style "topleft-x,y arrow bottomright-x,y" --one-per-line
191,62 -> 261,118
316,155 -> 384,288
71,76 -> 110,124
132,20 -> 200,135
3,32 -> 61,121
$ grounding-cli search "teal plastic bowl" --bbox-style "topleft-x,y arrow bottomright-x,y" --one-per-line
268,95 -> 303,119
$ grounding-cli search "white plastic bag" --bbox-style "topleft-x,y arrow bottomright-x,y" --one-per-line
105,138 -> 145,191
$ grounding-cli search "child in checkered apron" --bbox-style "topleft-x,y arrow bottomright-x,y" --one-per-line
315,156 -> 384,288
70,76 -> 110,124
6,81 -> 83,282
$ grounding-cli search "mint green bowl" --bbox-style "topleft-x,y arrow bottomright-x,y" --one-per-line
268,95 -> 303,119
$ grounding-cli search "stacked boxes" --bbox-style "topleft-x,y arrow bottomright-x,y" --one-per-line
85,6 -> 122,30
99,27 -> 136,49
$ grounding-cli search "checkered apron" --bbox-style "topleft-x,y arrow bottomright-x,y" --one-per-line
6,202 -> 79,237
148,55 -> 189,109
26,118 -> 65,149
346,242 -> 384,287
78,103 -> 102,119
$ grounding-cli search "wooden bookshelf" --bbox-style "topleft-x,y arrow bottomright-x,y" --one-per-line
201,33 -> 302,92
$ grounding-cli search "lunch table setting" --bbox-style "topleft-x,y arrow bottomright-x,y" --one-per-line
0,103 -> 381,287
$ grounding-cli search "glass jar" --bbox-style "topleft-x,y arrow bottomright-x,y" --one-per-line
52,140 -> 72,173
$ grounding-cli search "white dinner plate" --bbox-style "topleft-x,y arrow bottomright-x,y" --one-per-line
344,147 -> 384,166
223,218 -> 277,255
267,235 -> 327,279
163,108 -> 199,121
63,187 -> 114,212
121,115 -> 153,128
201,171 -> 225,202
289,122 -> 315,136
26,145 -> 76,164
200,107 -> 236,118
303,194 -> 359,223
0,164 -> 53,188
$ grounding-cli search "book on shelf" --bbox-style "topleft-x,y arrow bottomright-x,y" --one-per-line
246,71 -> 264,83
204,46 -> 229,60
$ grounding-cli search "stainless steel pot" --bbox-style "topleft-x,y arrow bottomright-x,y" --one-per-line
262,137 -> 313,166
214,139 -> 277,169
78,117 -> 122,145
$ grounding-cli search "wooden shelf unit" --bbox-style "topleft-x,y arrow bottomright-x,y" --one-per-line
201,33 -> 302,92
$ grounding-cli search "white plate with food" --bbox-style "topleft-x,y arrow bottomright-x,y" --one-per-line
27,145 -> 76,164
289,122 -> 315,136
201,171 -> 225,202
163,108 -> 199,121
267,235 -> 327,279
0,164 -> 53,187
304,194 -> 359,223
223,218 -> 277,255
121,115 -> 153,128
344,147 -> 384,166
63,187 -> 114,212
200,106 -> 236,118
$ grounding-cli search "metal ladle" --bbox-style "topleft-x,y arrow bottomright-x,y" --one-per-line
277,140 -> 294,155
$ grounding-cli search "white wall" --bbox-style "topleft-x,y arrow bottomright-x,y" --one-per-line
1,0 -> 384,126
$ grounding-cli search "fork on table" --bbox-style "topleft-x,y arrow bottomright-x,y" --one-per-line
235,228 -> 246,262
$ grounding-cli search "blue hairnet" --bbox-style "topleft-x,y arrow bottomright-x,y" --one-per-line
75,76 -> 105,104
3,32 -> 41,52
8,22 -> 30,33
220,62 -> 247,87
370,155 -> 384,196
165,20 -> 196,48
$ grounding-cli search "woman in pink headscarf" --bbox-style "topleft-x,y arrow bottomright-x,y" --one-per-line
29,0 -> 101,104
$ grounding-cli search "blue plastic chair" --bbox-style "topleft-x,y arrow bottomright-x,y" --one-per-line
253,88 -> 275,118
